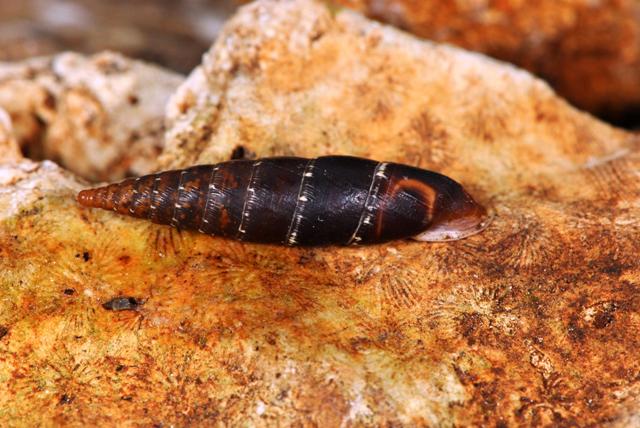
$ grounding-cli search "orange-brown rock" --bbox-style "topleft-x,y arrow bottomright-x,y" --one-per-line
1,0 -> 640,426
336,0 -> 640,123
0,51 -> 182,181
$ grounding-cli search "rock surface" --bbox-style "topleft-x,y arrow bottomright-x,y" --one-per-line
1,0 -> 640,426
336,0 -> 640,124
0,107 -> 21,161
0,51 -> 182,181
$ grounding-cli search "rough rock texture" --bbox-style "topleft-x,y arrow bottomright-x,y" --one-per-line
2,0 -> 640,426
336,0 -> 640,124
0,51 -> 182,181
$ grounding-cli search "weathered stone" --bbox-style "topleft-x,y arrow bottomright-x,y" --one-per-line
0,51 -> 182,181
1,1 -> 639,426
336,0 -> 640,124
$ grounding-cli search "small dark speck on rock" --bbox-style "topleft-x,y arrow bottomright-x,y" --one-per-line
230,145 -> 255,160
59,394 -> 74,405
593,310 -> 615,329
102,296 -> 143,311
0,326 -> 8,340
43,91 -> 56,109
230,145 -> 247,159
64,288 -> 76,295
277,389 -> 288,400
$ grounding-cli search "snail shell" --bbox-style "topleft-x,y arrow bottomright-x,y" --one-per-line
77,156 -> 489,246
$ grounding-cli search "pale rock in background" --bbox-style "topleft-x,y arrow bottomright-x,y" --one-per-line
0,51 -> 182,181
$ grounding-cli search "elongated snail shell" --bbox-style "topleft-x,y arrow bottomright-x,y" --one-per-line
77,156 -> 489,246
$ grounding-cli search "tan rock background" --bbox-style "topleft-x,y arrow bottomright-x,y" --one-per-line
0,0 -> 639,426
3,0 -> 640,127
336,0 -> 640,126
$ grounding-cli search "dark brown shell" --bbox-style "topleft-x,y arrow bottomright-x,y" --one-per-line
77,156 -> 487,246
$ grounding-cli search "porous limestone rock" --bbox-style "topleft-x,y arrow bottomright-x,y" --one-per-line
1,0 -> 639,426
0,51 -> 182,181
